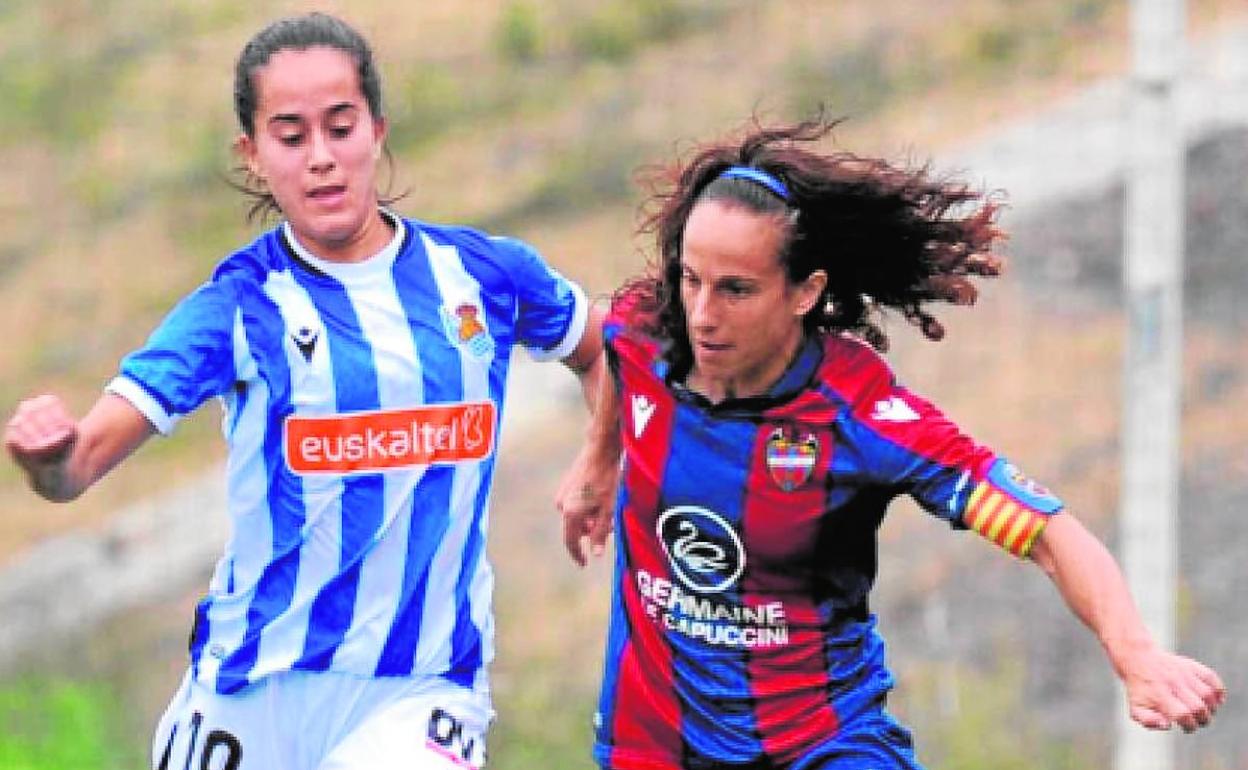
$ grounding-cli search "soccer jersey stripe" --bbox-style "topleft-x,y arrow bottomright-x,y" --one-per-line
662,406 -> 759,762
742,422 -> 840,761
367,231 -> 446,677
415,233 -> 496,678
323,229 -> 431,675
304,220 -> 426,673
609,501 -> 683,765
447,464 -> 493,689
602,351 -> 682,766
823,612 -> 894,720
592,523 -> 630,764
194,310 -> 274,682
373,466 -> 452,676
273,261 -> 380,672
215,272 -> 311,693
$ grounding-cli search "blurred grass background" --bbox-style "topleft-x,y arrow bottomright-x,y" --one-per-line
1,1 -> 1245,768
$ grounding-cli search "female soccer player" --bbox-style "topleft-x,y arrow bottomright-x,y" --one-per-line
4,13 -> 602,770
558,117 -> 1225,769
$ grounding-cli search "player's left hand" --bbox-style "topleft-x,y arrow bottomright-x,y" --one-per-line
1120,646 -> 1226,732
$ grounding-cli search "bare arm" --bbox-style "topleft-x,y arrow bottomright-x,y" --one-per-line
556,347 -> 622,566
561,304 -> 606,411
5,393 -> 155,502
1029,512 -> 1225,732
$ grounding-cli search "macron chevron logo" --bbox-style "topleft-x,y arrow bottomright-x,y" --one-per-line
631,394 -> 656,438
870,396 -> 920,423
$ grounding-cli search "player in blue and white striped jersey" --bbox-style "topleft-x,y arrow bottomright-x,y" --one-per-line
4,13 -> 603,770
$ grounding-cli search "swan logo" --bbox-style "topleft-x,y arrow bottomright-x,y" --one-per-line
656,506 -> 746,594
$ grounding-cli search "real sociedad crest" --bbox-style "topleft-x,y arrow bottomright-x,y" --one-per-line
440,301 -> 495,360
765,426 -> 818,491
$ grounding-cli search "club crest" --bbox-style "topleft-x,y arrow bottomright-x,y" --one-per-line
765,427 -> 819,491
440,301 -> 495,360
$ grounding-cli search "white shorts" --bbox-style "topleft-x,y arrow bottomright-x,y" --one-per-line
151,669 -> 493,770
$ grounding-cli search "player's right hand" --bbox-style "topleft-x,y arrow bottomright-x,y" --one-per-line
556,445 -> 618,567
4,394 -> 79,473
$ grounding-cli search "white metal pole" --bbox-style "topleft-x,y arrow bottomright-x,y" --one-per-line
1117,1 -> 1185,769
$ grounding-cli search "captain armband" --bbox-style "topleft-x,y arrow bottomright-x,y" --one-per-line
962,459 -> 1063,558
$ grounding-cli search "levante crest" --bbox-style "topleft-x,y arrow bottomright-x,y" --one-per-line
765,427 -> 819,491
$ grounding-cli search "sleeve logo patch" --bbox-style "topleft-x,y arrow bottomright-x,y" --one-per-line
870,396 -> 920,423
990,459 -> 1062,511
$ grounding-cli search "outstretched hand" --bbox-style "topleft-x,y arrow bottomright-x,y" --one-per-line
1120,646 -> 1226,733
556,445 -> 618,567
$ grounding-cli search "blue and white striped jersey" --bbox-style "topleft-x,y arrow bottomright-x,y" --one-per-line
106,211 -> 587,694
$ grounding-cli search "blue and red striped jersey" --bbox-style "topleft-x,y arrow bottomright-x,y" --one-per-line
594,294 -> 1062,768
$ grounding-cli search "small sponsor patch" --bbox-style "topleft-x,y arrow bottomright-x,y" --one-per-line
427,707 -> 484,769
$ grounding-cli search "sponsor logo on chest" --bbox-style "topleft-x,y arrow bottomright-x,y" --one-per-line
656,506 -> 745,594
284,401 -> 496,474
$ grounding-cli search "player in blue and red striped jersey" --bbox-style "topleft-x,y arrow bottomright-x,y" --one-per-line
4,13 -> 604,770
558,117 -> 1225,769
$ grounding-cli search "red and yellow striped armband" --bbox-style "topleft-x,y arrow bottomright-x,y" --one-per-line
962,459 -> 1064,558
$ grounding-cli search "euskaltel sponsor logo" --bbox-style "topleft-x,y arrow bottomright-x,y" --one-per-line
284,401 -> 496,474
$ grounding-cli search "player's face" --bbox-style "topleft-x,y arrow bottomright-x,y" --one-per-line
237,46 -> 389,262
679,199 -> 825,402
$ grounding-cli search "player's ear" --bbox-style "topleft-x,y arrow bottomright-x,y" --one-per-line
793,270 -> 827,317
234,132 -> 263,181
371,116 -> 388,159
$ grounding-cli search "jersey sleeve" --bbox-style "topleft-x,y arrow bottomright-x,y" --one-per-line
105,281 -> 238,435
839,346 -> 1064,558
491,236 -> 588,362
603,286 -> 664,377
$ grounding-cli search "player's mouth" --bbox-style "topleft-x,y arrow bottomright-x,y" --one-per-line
695,339 -> 732,355
307,184 -> 348,205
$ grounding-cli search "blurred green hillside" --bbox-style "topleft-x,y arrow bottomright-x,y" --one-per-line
1,1 -> 1245,768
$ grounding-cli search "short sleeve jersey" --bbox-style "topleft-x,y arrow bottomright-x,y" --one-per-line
107,213 -> 587,695
593,293 -> 1062,769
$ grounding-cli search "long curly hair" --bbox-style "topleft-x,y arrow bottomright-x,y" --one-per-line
621,115 -> 1005,374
